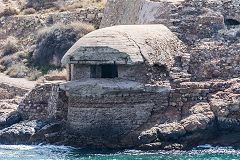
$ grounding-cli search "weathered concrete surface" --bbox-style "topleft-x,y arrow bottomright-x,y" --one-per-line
100,0 -> 184,28
59,78 -> 170,148
61,25 -> 185,67
60,79 -> 171,96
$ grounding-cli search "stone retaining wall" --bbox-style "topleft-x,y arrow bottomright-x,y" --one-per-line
18,83 -> 68,122
0,83 -> 28,100
48,84 -> 68,122
18,84 -> 52,120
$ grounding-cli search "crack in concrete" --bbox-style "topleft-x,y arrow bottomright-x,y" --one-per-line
115,31 -> 147,63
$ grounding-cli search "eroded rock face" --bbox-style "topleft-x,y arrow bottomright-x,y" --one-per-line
95,0 -> 240,149
101,0 -> 239,45
210,79 -> 240,130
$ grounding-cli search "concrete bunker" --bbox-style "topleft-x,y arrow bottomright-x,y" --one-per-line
60,25 -> 184,145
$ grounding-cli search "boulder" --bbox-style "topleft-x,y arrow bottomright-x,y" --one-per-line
158,122 -> 186,139
0,120 -> 62,144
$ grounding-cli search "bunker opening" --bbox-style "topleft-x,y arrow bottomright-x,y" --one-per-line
90,64 -> 118,78
224,19 -> 240,26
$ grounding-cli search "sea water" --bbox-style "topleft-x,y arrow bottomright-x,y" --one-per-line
0,144 -> 240,160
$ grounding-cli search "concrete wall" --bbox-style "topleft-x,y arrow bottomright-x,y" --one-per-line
72,64 -> 90,80
71,64 -> 149,83
118,65 -> 148,83
66,92 -> 169,140
48,84 -> 68,122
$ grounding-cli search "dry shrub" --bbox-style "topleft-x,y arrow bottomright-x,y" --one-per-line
26,69 -> 42,81
1,36 -> 19,57
3,61 -> 42,80
22,8 -> 36,15
44,69 -> 67,81
0,51 -> 29,71
33,22 -> 95,67
0,7 -> 19,17
25,0 -> 58,11
68,22 -> 95,39
59,3 -> 83,12
4,63 -> 30,78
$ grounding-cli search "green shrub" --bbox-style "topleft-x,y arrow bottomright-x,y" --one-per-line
32,22 -> 95,67
40,65 -> 51,74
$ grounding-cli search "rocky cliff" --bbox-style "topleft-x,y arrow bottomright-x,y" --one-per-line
94,0 -> 240,150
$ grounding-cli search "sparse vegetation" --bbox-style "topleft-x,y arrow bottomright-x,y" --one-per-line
4,63 -> 30,78
59,3 -> 83,12
0,0 -> 104,80
68,21 -> 95,39
0,7 -> 19,17
0,21 -> 95,80
1,36 -> 19,57
1,0 -> 106,14
22,8 -> 36,15
24,0 -> 59,11
26,69 -> 42,80
44,69 -> 67,81
0,49 -> 43,80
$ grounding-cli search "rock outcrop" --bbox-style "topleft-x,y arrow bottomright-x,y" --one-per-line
93,0 -> 240,149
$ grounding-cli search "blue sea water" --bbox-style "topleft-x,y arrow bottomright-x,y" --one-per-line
0,144 -> 240,160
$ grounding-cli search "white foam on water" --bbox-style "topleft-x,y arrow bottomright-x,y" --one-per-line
0,145 -> 36,150
196,144 -> 213,149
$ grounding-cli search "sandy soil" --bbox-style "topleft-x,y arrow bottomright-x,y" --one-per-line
0,73 -> 36,90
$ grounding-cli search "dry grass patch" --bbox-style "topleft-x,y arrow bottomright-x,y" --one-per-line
1,36 -> 19,57
22,8 -> 36,15
44,69 -> 67,81
0,7 -> 19,17
59,3 -> 83,12
4,63 -> 30,78
24,0 -> 58,10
